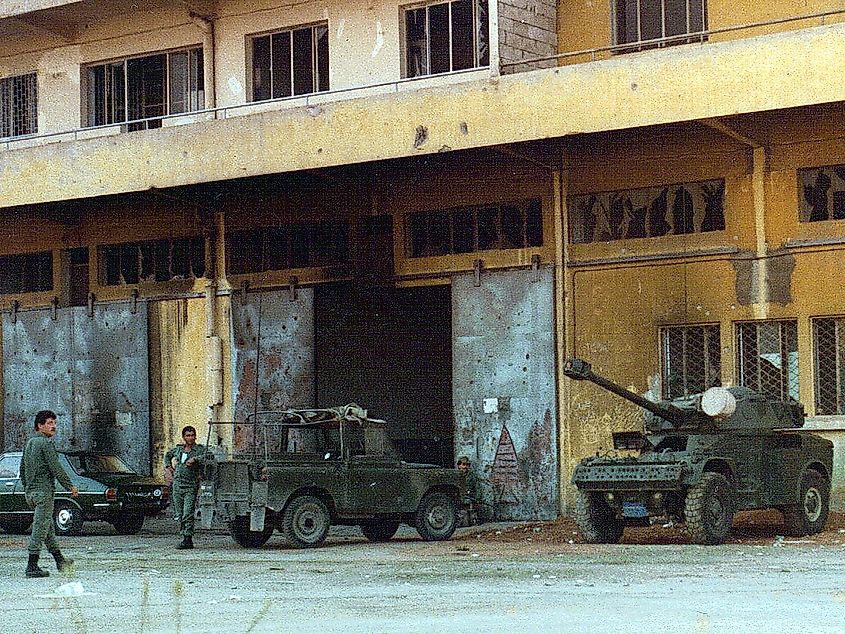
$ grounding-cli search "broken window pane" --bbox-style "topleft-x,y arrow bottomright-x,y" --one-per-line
737,321 -> 799,401
800,165 -> 845,223
476,0 -> 489,67
100,237 -> 206,286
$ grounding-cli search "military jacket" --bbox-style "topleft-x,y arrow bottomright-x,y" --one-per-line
20,434 -> 74,494
164,443 -> 207,486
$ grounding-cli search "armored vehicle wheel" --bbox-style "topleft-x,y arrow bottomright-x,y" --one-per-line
112,513 -> 145,535
684,472 -> 734,545
283,495 -> 331,548
361,520 -> 400,542
229,514 -> 274,548
54,503 -> 84,536
574,491 -> 623,544
415,493 -> 457,541
0,517 -> 32,534
782,470 -> 830,537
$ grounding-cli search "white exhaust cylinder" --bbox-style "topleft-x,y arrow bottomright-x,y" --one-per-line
701,387 -> 737,418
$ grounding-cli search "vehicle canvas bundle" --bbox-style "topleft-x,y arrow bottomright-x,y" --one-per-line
199,404 -> 463,549
564,358 -> 833,545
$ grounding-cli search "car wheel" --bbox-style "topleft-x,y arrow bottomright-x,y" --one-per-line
53,503 -> 84,536
361,520 -> 400,542
229,513 -> 274,548
282,495 -> 331,549
415,493 -> 457,541
684,472 -> 735,545
574,490 -> 624,544
112,513 -> 145,535
782,470 -> 830,537
0,517 -> 33,534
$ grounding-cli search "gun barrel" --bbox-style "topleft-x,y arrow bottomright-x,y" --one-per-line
563,358 -> 690,426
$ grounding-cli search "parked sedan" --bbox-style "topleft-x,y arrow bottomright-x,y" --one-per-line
0,450 -> 169,536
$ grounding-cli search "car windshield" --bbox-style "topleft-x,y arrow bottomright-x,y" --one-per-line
78,454 -> 135,474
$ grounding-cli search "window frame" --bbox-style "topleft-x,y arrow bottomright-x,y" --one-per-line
735,319 -> 799,402
613,0 -> 708,51
401,0 -> 490,79
0,71 -> 38,140
82,45 -> 205,129
247,22 -> 330,102
659,323 -> 721,399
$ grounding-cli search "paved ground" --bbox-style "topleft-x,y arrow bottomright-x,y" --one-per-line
2,517 -> 845,634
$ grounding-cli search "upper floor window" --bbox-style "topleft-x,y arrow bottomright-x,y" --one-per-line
615,0 -> 707,50
99,237 -> 206,286
800,165 -> 845,222
736,320 -> 798,401
0,251 -> 52,294
812,317 -> 845,415
227,223 -> 349,274
85,47 -> 204,131
660,324 -> 721,398
408,198 -> 542,258
250,24 -> 329,101
569,179 -> 724,244
404,0 -> 489,78
0,73 -> 37,139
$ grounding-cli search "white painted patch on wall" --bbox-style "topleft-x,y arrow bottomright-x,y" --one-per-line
371,21 -> 384,58
483,398 -> 499,413
336,18 -> 345,39
228,77 -> 243,98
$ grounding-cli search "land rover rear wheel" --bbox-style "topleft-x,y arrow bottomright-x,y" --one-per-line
361,520 -> 400,542
684,472 -> 735,545
574,490 -> 623,544
229,513 -> 274,548
282,495 -> 331,548
415,493 -> 457,541
782,470 -> 830,537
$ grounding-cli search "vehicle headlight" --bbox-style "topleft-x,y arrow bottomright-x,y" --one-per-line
153,488 -> 162,497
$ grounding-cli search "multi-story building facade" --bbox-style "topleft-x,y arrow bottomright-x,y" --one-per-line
1,0 -> 844,519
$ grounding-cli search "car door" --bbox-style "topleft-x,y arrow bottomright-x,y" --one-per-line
0,454 -> 25,514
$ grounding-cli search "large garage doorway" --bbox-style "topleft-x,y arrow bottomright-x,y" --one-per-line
315,283 -> 453,466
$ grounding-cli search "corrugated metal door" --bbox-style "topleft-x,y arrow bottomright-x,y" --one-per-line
452,266 -> 558,520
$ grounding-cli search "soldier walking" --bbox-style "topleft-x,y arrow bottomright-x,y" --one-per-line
164,426 -> 207,549
21,410 -> 79,578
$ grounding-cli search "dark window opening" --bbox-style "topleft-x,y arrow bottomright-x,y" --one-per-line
100,237 -> 205,286
226,222 -> 350,275
800,165 -> 845,222
615,0 -> 708,51
86,47 -> 204,130
408,198 -> 543,258
68,247 -> 90,307
404,0 -> 490,78
0,251 -> 53,294
250,24 -> 329,101
0,72 -> 37,139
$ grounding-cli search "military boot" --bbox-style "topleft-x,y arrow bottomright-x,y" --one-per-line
25,554 -> 49,578
176,536 -> 194,550
50,550 -> 74,572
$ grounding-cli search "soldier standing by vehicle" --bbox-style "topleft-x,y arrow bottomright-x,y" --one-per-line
164,426 -> 207,549
456,456 -> 482,526
21,410 -> 79,578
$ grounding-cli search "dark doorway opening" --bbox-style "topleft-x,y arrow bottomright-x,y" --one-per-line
315,283 -> 453,466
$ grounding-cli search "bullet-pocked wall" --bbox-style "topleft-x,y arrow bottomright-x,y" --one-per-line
560,108 -> 845,509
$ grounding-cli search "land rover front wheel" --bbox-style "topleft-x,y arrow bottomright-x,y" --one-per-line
229,514 -> 274,548
282,495 -> 331,548
574,490 -> 623,544
782,470 -> 830,537
415,493 -> 457,541
684,472 -> 735,545
361,520 -> 400,542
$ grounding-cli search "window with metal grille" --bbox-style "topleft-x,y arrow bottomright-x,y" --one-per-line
615,0 -> 708,50
85,47 -> 204,131
799,165 -> 845,223
812,317 -> 845,415
226,223 -> 350,275
0,73 -> 37,139
0,251 -> 52,294
250,24 -> 329,101
408,198 -> 542,257
99,237 -> 206,285
736,320 -> 799,401
403,0 -> 490,78
569,179 -> 724,244
660,324 -> 721,398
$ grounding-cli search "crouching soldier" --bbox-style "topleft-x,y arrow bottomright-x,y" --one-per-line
164,426 -> 207,549
22,410 -> 79,578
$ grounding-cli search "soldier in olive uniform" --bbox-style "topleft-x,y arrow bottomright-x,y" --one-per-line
456,456 -> 482,526
164,426 -> 207,549
21,410 -> 79,578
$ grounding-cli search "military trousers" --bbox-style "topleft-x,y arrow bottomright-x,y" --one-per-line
26,490 -> 59,555
172,483 -> 199,537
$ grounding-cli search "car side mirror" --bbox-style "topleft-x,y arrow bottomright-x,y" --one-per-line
324,452 -> 332,461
